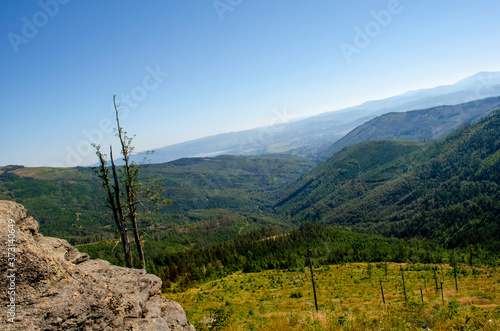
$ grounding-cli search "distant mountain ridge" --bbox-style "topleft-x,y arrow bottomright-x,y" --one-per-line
129,72 -> 500,164
319,96 -> 500,159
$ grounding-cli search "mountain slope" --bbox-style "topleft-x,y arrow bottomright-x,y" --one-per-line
319,96 -> 500,159
131,72 -> 500,164
275,140 -> 425,213
275,110 -> 500,250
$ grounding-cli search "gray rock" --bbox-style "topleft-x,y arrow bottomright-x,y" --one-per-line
123,317 -> 171,330
0,200 -> 195,331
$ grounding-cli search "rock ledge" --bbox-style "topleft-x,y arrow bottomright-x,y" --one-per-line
0,200 -> 195,331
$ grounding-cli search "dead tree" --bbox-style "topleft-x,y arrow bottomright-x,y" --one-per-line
113,95 -> 145,269
93,145 -> 133,268
93,95 -> 168,269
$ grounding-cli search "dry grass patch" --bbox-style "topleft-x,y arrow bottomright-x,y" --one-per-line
167,263 -> 500,330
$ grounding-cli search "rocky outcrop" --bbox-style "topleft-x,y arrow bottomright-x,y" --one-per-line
0,200 -> 195,330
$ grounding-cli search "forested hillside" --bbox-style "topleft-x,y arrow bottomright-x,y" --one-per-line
0,155 -> 316,245
275,140 -> 425,212
148,223 -> 451,291
277,110 -> 500,251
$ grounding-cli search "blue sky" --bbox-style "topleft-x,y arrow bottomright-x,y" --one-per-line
1,0 -> 500,167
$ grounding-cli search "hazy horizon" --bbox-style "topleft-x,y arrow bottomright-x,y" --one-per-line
2,1 -> 500,167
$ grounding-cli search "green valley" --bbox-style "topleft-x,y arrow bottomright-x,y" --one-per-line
0,155 -> 316,246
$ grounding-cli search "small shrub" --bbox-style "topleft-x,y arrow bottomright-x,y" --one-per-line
208,302 -> 233,331
448,298 -> 461,315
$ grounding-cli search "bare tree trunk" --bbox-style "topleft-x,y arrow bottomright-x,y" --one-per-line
400,266 -> 407,303
308,249 -> 318,312
95,146 -> 133,268
110,146 -> 134,268
379,279 -> 386,304
113,95 -> 145,269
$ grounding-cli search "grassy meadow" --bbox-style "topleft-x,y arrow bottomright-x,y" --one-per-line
167,263 -> 500,330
